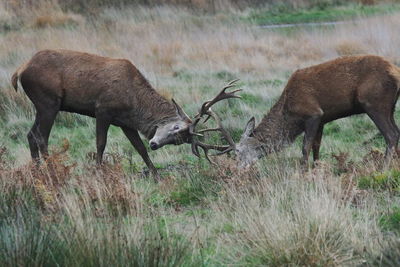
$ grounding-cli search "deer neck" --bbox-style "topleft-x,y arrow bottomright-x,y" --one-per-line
252,100 -> 303,153
127,79 -> 177,139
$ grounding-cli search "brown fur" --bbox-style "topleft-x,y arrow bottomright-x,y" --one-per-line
12,49 -> 188,177
248,55 -> 400,164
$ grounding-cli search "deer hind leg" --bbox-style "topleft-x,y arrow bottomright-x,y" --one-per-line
302,115 -> 323,167
36,111 -> 58,158
358,80 -> 400,163
312,125 -> 324,162
28,100 -> 60,161
27,115 -> 40,161
95,113 -> 112,165
121,127 -> 160,180
365,108 -> 399,163
390,105 -> 400,156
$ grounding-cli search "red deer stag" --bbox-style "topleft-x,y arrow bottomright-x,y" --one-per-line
11,49 -> 240,177
234,55 -> 400,168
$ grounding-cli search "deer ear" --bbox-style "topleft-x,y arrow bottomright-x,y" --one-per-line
243,117 -> 255,137
172,98 -> 191,122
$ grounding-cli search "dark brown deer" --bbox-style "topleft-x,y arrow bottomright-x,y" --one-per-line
234,55 -> 400,168
11,49 -> 239,177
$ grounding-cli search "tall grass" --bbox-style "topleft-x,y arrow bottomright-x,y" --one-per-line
1,150 -> 397,265
0,153 -> 199,266
213,169 -> 379,266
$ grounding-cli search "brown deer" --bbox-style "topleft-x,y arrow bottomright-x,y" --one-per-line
233,55 -> 400,168
11,49 -> 239,177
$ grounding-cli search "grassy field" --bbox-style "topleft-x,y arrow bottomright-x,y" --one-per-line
247,3 -> 400,25
1,0 -> 400,266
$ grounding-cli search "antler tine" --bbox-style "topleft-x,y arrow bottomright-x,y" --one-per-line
189,79 -> 241,162
228,78 -> 240,85
197,79 -> 242,117
191,140 -> 230,165
190,79 -> 242,137
201,88 -> 242,113
215,147 -> 234,156
190,110 -> 235,163
188,117 -> 204,137
207,109 -> 235,147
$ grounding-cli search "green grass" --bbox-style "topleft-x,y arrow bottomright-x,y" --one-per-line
247,4 -> 400,25
380,207 -> 400,233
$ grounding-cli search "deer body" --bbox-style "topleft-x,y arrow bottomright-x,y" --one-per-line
237,55 -> 400,168
12,49 -> 193,177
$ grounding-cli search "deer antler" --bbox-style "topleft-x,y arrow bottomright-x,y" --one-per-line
189,79 -> 241,164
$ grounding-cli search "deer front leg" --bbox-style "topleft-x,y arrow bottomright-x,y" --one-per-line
302,115 -> 322,167
312,125 -> 324,162
121,127 -> 160,181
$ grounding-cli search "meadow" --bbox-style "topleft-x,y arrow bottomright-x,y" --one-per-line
1,0 -> 400,266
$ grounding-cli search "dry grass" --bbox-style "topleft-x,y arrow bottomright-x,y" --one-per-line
33,13 -> 83,28
335,40 -> 367,56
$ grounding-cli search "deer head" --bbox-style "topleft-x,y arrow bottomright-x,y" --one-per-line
235,117 -> 265,169
182,80 -> 266,168
149,99 -> 192,150
149,80 -> 242,156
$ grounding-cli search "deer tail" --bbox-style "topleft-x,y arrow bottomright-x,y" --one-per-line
11,62 -> 28,92
11,70 -> 19,91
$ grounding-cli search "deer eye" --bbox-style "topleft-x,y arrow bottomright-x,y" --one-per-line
174,125 -> 180,130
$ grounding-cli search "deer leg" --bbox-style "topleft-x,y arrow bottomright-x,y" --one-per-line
27,115 -> 40,161
95,115 -> 111,165
36,111 -> 58,159
302,115 -> 322,167
366,109 -> 399,162
27,102 -> 59,162
312,125 -> 324,162
389,110 -> 400,156
121,127 -> 160,180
